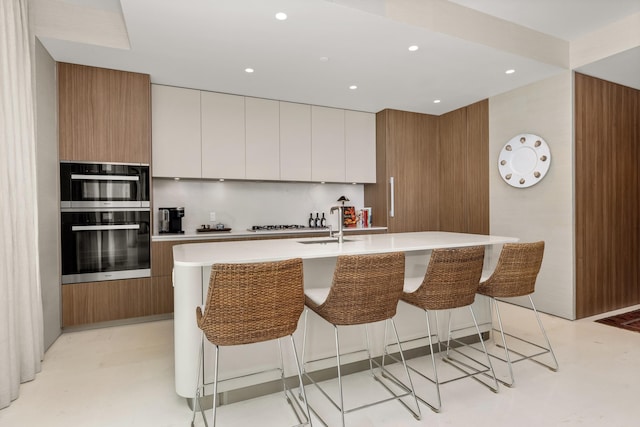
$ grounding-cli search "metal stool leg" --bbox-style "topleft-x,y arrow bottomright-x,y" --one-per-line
529,296 -> 560,371
211,345 -> 219,427
191,334 -> 208,427
492,298 -> 516,387
334,326 -> 346,427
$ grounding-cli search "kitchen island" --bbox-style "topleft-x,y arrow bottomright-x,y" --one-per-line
173,231 -> 518,399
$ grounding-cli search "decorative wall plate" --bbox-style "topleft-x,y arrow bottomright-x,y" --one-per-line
498,133 -> 551,188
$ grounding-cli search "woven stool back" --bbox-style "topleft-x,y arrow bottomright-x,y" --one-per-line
478,241 -> 544,298
196,258 -> 304,346
307,252 -> 405,326
402,246 -> 485,310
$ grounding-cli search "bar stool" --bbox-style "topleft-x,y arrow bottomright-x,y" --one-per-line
300,252 -> 421,427
191,258 -> 311,427
389,246 -> 499,413
476,241 -> 559,387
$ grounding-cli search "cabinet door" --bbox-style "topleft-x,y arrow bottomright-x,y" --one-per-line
311,106 -> 345,182
201,92 -> 245,179
58,63 -> 108,161
345,110 -> 376,183
151,85 -> 201,178
280,102 -> 311,181
386,110 -> 439,232
58,63 -> 150,163
108,69 -> 151,163
245,97 -> 280,180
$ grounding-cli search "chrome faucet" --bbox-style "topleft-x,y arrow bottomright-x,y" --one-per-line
330,205 -> 344,243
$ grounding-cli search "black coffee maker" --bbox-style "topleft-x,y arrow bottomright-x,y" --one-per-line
159,207 -> 185,234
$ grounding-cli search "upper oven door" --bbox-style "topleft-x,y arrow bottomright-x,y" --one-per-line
60,162 -> 149,208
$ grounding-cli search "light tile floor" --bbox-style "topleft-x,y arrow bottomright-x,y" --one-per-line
1,302 -> 639,427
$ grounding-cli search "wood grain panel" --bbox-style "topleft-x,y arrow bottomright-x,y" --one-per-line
575,73 -> 640,318
58,63 -> 150,163
465,100 -> 489,235
438,108 -> 468,232
151,241 -> 176,277
108,69 -> 151,163
386,109 -> 439,232
437,100 -> 489,235
152,276 -> 174,315
62,278 -> 153,327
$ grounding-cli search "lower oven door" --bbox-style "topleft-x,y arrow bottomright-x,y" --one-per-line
61,210 -> 150,284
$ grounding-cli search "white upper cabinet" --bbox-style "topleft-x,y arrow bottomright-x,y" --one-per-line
245,97 -> 280,180
201,92 -> 245,179
311,106 -> 345,182
345,110 -> 376,183
151,86 -> 375,183
280,102 -> 311,181
151,85 -> 201,178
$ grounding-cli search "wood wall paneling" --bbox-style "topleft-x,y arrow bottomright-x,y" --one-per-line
575,73 -> 640,318
465,100 -> 490,235
438,108 -> 468,232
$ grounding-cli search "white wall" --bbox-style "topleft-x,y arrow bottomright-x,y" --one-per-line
34,38 -> 61,348
153,180 -> 365,235
488,71 -> 575,319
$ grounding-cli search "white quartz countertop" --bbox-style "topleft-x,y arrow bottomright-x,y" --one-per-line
173,231 -> 519,267
152,226 -> 387,242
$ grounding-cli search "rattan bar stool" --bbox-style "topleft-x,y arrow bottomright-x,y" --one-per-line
475,241 -> 559,387
300,252 -> 421,427
190,258 -> 311,427
386,246 -> 499,413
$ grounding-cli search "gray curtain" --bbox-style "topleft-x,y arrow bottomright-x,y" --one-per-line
0,0 -> 44,410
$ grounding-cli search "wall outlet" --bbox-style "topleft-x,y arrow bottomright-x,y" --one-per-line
209,211 -> 216,222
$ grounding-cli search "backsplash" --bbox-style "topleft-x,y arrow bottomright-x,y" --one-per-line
152,179 -> 365,235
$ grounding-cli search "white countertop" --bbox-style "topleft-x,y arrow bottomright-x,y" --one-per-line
152,226 -> 387,242
173,231 -> 519,267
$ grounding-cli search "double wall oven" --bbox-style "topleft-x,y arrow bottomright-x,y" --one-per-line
60,162 -> 150,284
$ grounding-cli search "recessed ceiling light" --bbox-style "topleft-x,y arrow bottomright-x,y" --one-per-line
319,56 -> 329,62
245,68 -> 254,73
173,177 -> 180,181
219,178 -> 224,182
275,12 -> 287,20
408,45 -> 419,51
349,85 -> 358,90
505,69 -> 515,74
433,99 -> 441,104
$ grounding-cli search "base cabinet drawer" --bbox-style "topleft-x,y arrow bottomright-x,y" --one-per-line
62,278 -> 154,327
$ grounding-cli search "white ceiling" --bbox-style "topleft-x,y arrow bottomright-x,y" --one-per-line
33,0 -> 640,115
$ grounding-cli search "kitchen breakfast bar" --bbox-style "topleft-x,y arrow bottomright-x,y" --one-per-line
172,231 -> 518,399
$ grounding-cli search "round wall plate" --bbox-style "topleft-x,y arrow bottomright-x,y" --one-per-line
498,133 -> 551,188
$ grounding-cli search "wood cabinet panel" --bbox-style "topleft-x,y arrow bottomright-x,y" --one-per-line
58,63 -> 150,163
465,100 -> 489,235
575,73 -> 640,318
438,100 -> 489,234
151,85 -> 202,178
152,276 -> 174,315
386,110 -> 440,232
439,108 -> 468,232
62,278 -> 153,327
365,109 -> 439,232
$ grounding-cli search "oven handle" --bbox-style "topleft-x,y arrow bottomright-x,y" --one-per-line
71,224 -> 141,231
71,174 -> 139,181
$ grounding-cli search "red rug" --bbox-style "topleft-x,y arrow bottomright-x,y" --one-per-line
595,309 -> 640,332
